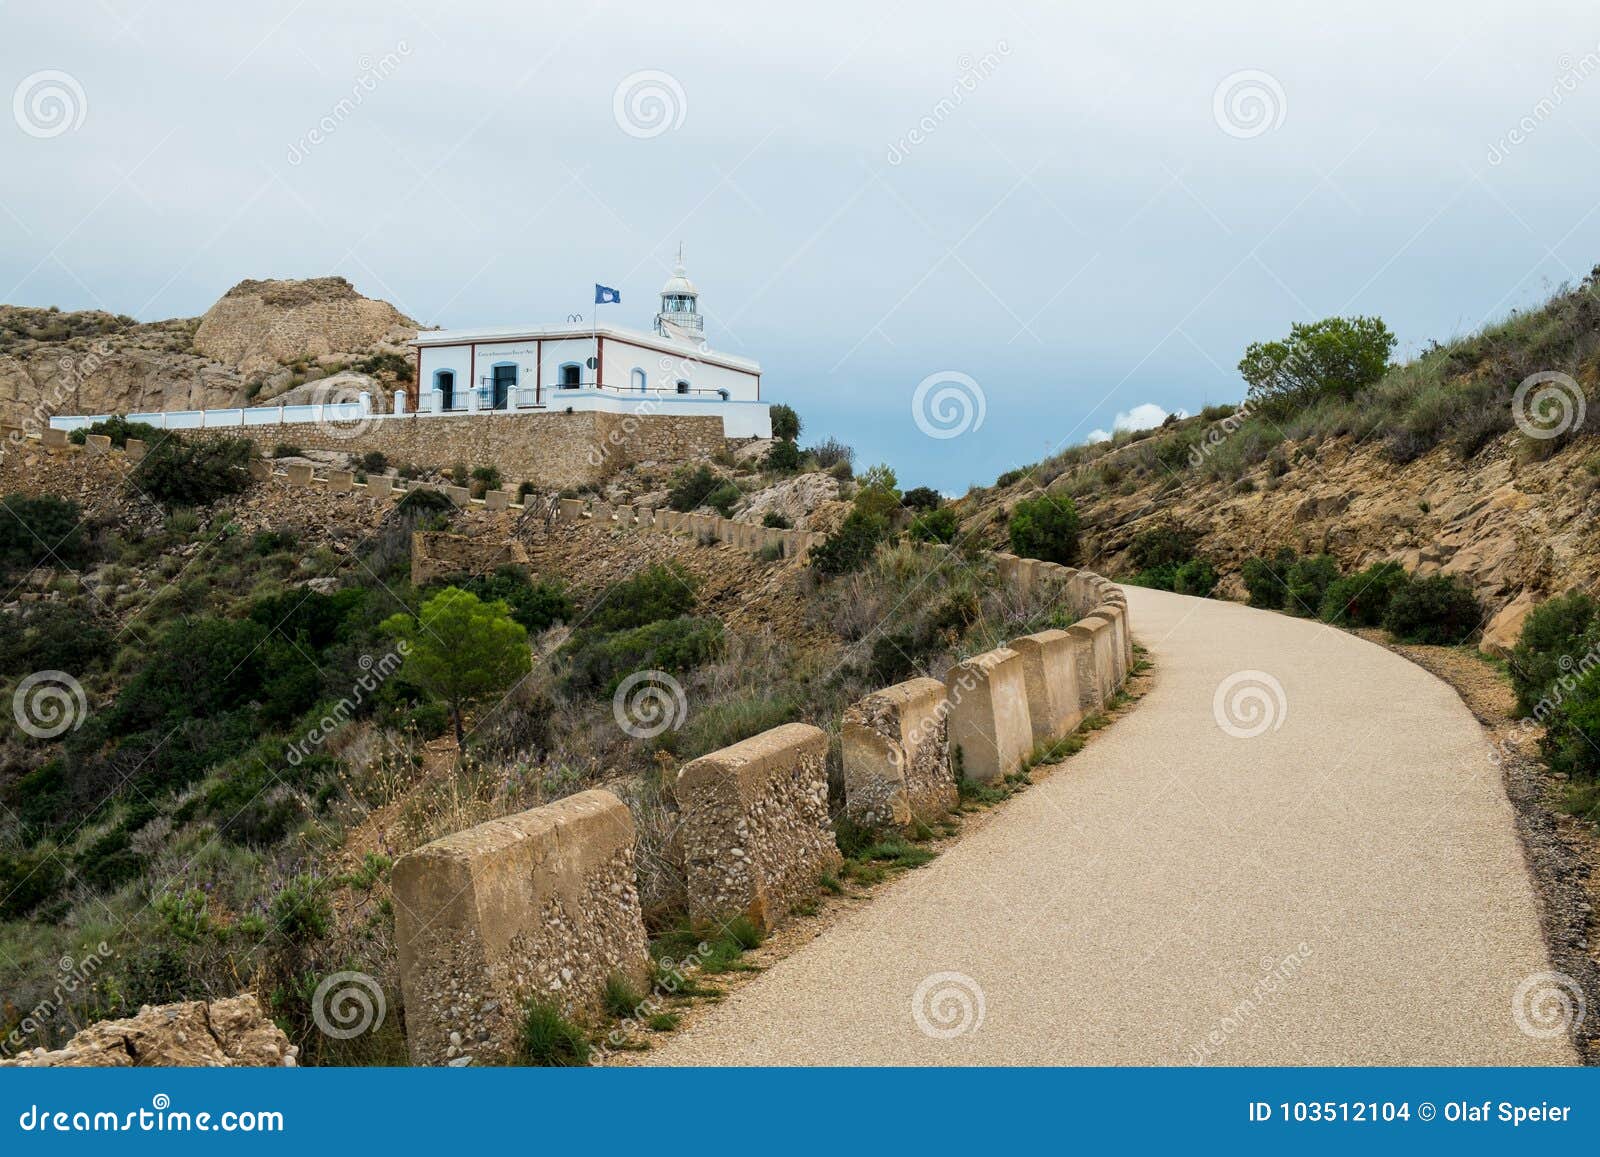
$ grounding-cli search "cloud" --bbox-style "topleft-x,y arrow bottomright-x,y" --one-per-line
1088,403 -> 1187,443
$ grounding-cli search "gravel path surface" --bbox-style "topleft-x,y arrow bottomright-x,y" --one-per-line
643,588 -> 1577,1065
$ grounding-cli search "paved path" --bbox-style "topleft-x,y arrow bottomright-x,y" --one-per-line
643,588 -> 1575,1065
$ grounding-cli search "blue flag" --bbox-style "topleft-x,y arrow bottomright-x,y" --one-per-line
594,284 -> 620,304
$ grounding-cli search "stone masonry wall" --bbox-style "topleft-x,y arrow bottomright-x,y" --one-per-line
675,723 -> 842,933
842,676 -> 955,829
205,409 -> 724,490
392,789 -> 650,1066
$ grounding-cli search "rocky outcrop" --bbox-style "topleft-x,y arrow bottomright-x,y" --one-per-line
0,995 -> 296,1067
194,277 -> 416,375
736,472 -> 841,530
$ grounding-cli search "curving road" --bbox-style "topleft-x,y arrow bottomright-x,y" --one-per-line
642,587 -> 1576,1066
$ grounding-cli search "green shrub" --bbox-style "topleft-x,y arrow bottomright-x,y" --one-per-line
358,450 -> 389,474
1382,574 -> 1481,644
131,434 -> 253,506
1540,667 -> 1600,781
761,511 -> 792,529
0,603 -> 111,673
1239,315 -> 1396,414
769,404 -> 801,443
1319,562 -> 1408,627
0,493 -> 90,576
666,465 -> 721,512
764,439 -> 801,472
852,464 -> 901,521
1127,524 -> 1200,571
1240,548 -> 1299,609
1007,495 -> 1080,565
470,465 -> 502,495
603,973 -> 646,1019
397,487 -> 455,515
810,509 -> 889,577
908,506 -> 959,544
565,615 -> 724,694
995,468 -> 1026,488
807,437 -> 854,473
1283,554 -> 1341,617
272,443 -> 304,458
447,566 -> 572,634
268,873 -> 332,944
705,482 -> 741,517
901,486 -> 942,512
1172,558 -> 1219,597
589,564 -> 697,632
1508,592 -> 1599,717
68,416 -> 162,448
518,1001 -> 590,1066
0,849 -> 65,919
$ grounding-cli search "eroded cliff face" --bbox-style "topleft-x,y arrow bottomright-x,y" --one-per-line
961,426 -> 1599,636
0,277 -> 416,430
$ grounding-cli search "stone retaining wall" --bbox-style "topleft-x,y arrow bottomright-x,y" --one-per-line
675,723 -> 842,932
392,789 -> 650,1066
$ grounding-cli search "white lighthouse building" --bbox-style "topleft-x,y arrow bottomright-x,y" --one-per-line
407,254 -> 770,438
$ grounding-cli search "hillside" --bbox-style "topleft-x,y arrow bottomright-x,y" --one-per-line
959,272 -> 1600,648
0,277 -> 417,429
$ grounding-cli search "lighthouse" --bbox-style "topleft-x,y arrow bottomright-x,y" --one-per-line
655,245 -> 704,342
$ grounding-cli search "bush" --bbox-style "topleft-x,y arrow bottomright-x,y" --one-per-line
449,567 -> 572,634
769,404 -> 801,443
1319,562 -> 1408,627
1541,668 -> 1600,781
68,416 -> 161,448
761,511 -> 792,529
564,616 -> 724,694
131,434 -> 253,506
1240,548 -> 1299,609
705,482 -> 741,517
0,494 -> 91,576
901,486 -> 942,512
0,604 -> 112,674
1508,592 -> 1599,716
470,465 -> 502,491
810,509 -> 889,577
1127,524 -> 1200,571
1172,558 -> 1219,598
0,850 -> 65,919
1007,495 -> 1080,565
1239,315 -> 1396,414
1382,574 -> 1481,644
852,464 -> 901,521
1283,554 -> 1341,617
764,439 -> 801,472
358,450 -> 389,474
589,564 -> 696,632
807,437 -> 854,473
995,468 -> 1026,489
908,506 -> 959,544
396,487 -> 455,515
666,465 -> 720,512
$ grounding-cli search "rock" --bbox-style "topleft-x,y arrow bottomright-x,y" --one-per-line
737,472 -> 841,530
194,277 -> 416,376
1481,590 -> 1538,658
732,438 -> 775,464
0,994 -> 296,1068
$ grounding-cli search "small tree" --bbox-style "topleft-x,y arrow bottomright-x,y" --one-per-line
769,404 -> 801,443
852,463 -> 901,521
1238,316 -> 1396,413
383,588 -> 531,745
1008,495 -> 1080,565
130,433 -> 253,506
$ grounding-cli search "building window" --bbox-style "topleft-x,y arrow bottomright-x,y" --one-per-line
676,379 -> 690,395
559,362 -> 581,389
631,367 -> 647,392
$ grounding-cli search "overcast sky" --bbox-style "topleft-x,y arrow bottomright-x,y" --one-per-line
5,2 -> 1600,491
